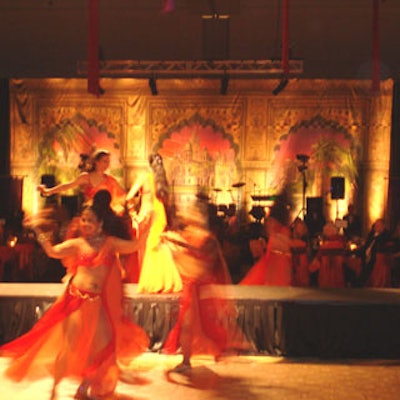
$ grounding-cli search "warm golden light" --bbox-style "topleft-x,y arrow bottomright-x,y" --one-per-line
6,235 -> 18,248
367,171 -> 387,226
349,242 -> 358,251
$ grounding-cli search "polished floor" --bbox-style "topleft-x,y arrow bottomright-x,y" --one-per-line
1,352 -> 400,400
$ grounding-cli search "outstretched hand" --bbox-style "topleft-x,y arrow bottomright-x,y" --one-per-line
23,208 -> 55,235
37,184 -> 48,196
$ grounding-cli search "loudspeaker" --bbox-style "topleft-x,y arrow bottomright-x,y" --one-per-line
40,174 -> 57,203
306,197 -> 323,216
331,176 -> 345,199
41,174 -> 56,188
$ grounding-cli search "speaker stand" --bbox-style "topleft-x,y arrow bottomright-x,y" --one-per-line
296,167 -> 308,219
335,198 -> 340,220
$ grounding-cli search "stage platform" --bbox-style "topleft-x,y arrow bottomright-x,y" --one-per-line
1,284 -> 400,359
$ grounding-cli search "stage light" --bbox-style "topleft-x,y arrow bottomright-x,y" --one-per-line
148,77 -> 158,95
220,74 -> 229,95
272,77 -> 289,96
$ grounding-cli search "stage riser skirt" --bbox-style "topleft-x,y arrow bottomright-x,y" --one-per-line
1,284 -> 400,358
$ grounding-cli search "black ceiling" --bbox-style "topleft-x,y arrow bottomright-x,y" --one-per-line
0,0 -> 399,80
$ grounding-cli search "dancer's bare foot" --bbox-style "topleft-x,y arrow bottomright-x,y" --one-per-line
169,362 -> 192,373
74,381 -> 89,399
50,384 -> 57,400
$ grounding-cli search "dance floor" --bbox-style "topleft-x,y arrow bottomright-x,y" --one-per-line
2,284 -> 400,398
1,352 -> 400,400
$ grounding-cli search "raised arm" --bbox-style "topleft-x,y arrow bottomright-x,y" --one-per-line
108,235 -> 146,255
37,173 -> 88,197
126,172 -> 147,202
36,231 -> 79,259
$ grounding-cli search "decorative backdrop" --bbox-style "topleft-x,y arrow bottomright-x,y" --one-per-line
9,78 -> 393,232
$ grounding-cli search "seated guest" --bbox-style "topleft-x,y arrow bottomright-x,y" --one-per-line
343,204 -> 362,241
309,222 -> 347,288
356,218 -> 392,288
304,210 -> 325,241
388,221 -> 400,287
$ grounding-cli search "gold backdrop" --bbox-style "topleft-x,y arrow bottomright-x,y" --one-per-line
9,78 -> 393,233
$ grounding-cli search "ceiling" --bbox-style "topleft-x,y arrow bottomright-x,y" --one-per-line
0,0 -> 399,81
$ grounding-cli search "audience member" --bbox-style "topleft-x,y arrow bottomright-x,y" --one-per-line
343,204 -> 362,241
356,218 -> 391,287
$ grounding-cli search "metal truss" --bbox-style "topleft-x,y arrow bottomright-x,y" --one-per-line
77,59 -> 303,78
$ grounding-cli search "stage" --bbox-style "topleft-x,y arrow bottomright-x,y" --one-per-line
1,284 -> 400,359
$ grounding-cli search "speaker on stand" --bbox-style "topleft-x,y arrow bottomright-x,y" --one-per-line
40,174 -> 57,204
330,176 -> 345,219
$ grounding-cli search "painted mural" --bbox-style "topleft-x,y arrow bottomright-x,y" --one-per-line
8,78 -> 393,231
154,114 -> 240,206
36,112 -> 123,191
270,115 -> 360,218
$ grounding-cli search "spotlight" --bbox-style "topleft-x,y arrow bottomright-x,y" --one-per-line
272,77 -> 289,96
148,77 -> 158,95
220,74 -> 229,95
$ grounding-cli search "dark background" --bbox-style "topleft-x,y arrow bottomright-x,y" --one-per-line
0,0 -> 399,80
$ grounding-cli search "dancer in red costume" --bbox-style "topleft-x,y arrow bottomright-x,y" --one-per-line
240,191 -> 293,286
0,206 -> 149,400
126,153 -> 182,293
38,149 -> 126,215
291,217 -> 310,287
162,199 -> 252,372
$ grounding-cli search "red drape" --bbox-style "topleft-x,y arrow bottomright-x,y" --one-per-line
88,0 -> 100,97
163,0 -> 175,13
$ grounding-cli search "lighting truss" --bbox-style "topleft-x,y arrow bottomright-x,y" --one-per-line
77,59 -> 303,78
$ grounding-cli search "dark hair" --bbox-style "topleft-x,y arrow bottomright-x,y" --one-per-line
93,189 -> 112,208
148,153 -> 175,227
87,149 -> 110,172
268,189 -> 291,226
78,153 -> 90,172
149,153 -> 169,201
92,189 -> 131,239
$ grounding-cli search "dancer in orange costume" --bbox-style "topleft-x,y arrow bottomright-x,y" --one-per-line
126,153 -> 182,293
0,206 -> 149,400
38,149 -> 126,215
162,199 -> 252,372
